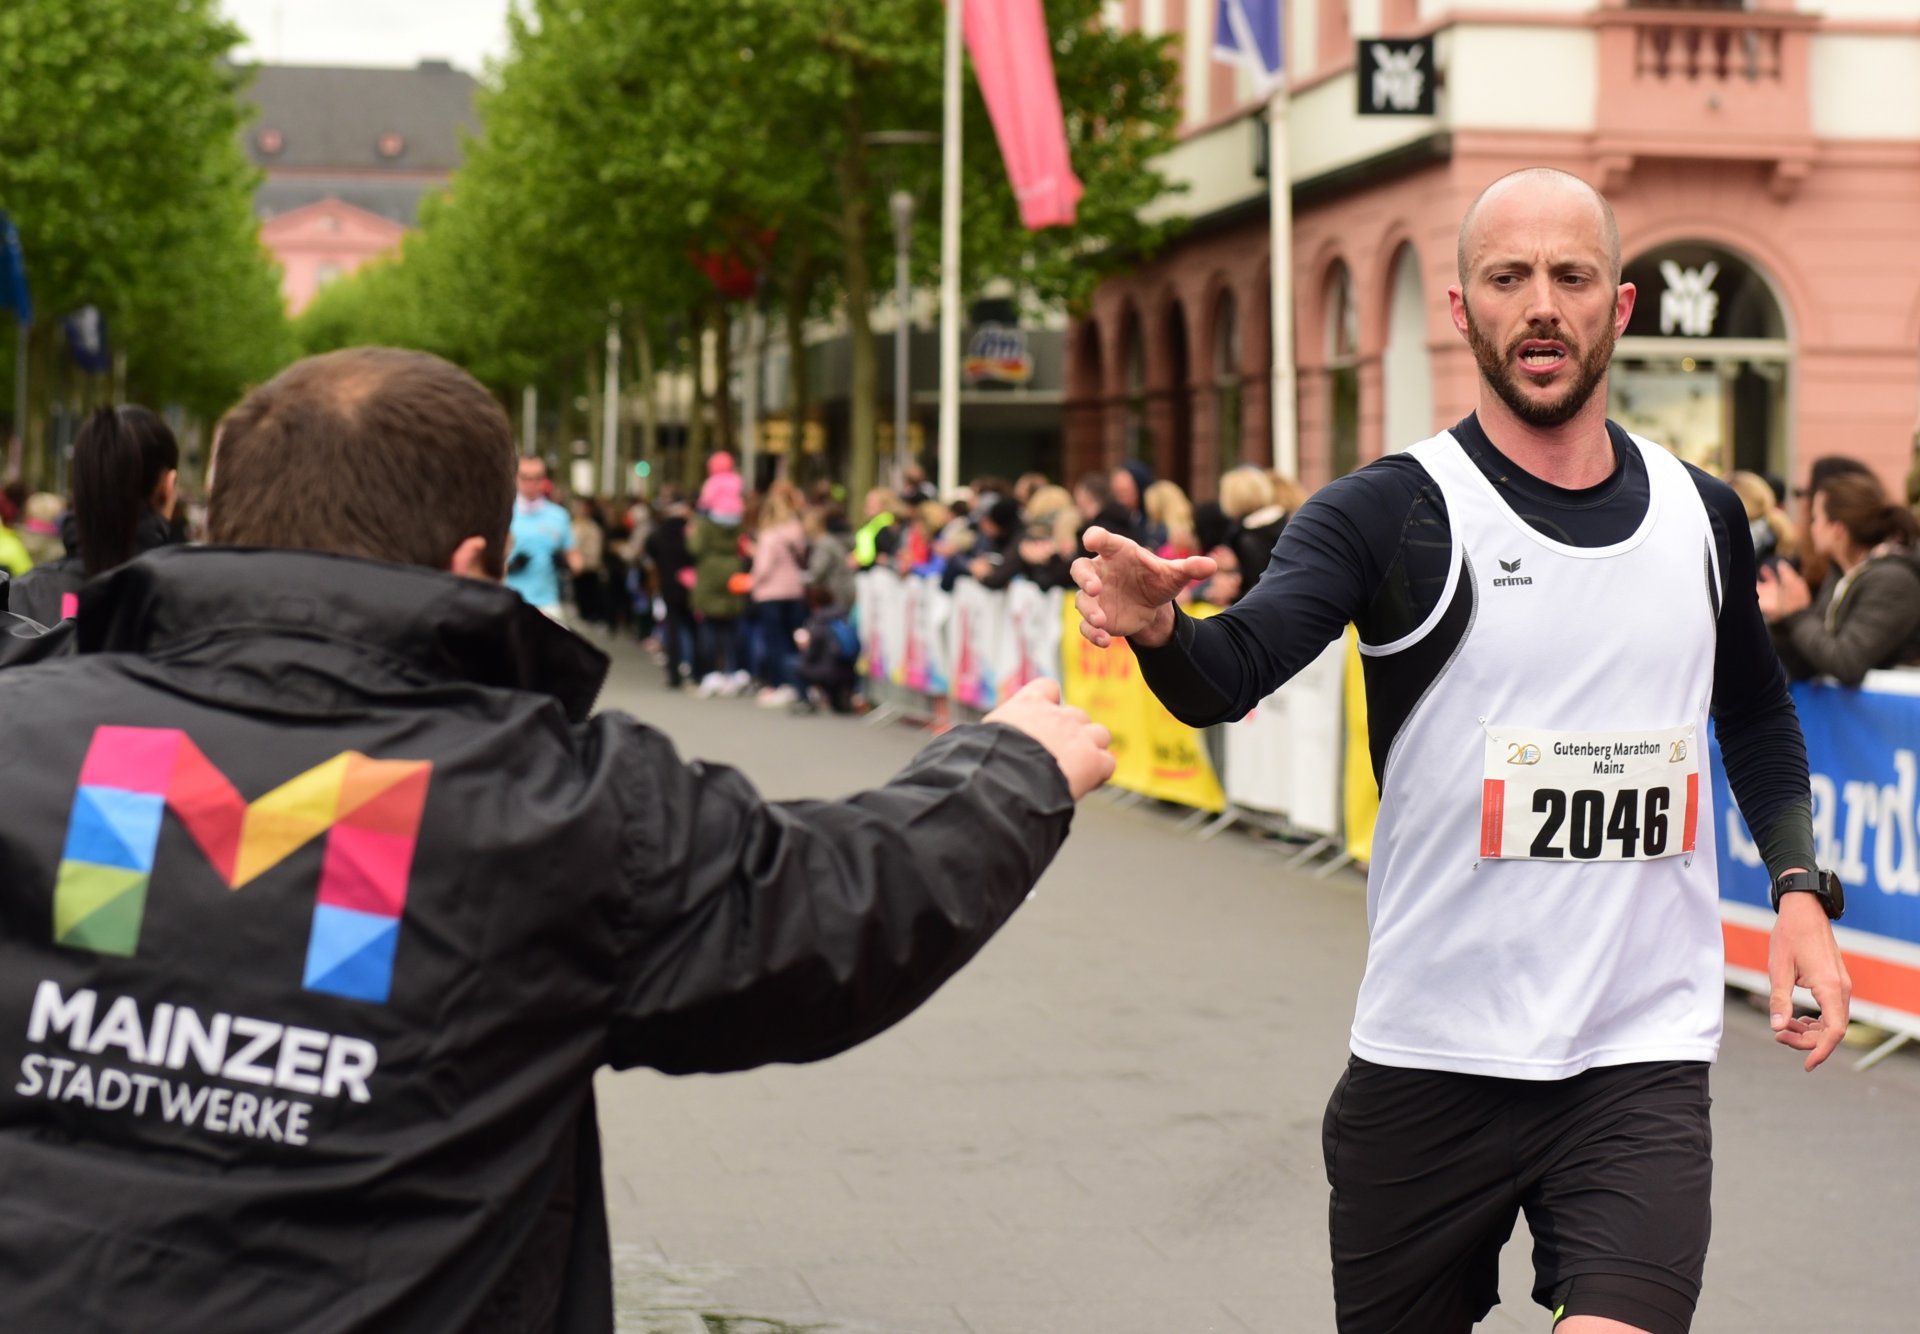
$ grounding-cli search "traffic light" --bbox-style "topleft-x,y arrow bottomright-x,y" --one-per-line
633,460 -> 652,478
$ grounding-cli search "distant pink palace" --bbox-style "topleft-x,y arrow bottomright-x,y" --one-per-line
260,199 -> 408,315
241,61 -> 478,315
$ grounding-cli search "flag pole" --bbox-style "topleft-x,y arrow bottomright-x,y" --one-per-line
1267,76 -> 1296,478
937,0 -> 965,501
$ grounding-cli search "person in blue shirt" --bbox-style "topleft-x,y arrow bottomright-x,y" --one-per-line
507,456 -> 580,618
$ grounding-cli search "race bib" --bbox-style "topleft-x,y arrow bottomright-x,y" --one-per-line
1480,724 -> 1698,861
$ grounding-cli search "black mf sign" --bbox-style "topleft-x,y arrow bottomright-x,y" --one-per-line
1356,38 -> 1436,116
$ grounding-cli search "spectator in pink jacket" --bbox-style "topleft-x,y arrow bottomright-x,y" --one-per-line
751,480 -> 811,707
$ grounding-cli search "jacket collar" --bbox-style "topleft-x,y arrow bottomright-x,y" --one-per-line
75,547 -> 609,721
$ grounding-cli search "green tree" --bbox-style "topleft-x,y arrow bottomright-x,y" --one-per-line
289,0 -> 1181,498
0,0 -> 291,469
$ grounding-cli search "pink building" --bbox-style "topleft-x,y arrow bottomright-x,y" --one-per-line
259,199 -> 408,315
241,60 -> 479,314
1070,1 -> 1920,500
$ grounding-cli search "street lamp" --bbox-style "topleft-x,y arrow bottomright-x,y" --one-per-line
890,189 -> 915,494
864,130 -> 938,495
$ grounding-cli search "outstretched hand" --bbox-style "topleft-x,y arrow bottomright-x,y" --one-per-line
1070,526 -> 1216,650
984,678 -> 1115,799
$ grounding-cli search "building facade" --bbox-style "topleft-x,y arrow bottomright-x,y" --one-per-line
1072,0 -> 1920,500
241,61 -> 480,313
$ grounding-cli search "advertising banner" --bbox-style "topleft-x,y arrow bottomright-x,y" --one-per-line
902,575 -> 952,698
1711,673 -> 1920,1037
857,569 -> 907,686
949,579 -> 1002,709
997,581 -> 1063,697
1058,598 -> 1223,812
1219,633 -> 1345,836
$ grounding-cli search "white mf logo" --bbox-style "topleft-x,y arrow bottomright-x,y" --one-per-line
70,307 -> 104,356
1659,261 -> 1720,337
1370,45 -> 1426,113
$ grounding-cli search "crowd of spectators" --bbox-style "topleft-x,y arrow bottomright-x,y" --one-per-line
7,425 -> 1920,700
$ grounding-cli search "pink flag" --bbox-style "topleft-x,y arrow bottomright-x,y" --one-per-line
962,0 -> 1084,230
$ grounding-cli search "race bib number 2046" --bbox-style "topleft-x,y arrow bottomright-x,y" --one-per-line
1480,723 -> 1699,861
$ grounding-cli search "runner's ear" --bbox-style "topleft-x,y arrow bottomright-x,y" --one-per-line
447,535 -> 496,581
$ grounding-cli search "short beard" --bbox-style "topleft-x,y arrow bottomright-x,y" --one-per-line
1465,300 -> 1616,429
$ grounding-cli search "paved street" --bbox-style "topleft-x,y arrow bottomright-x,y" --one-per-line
593,646 -> 1920,1334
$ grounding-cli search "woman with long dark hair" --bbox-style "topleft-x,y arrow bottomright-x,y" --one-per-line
7,405 -> 180,625
1759,468 -> 1920,684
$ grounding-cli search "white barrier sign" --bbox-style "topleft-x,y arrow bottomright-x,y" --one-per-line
1223,636 -> 1346,837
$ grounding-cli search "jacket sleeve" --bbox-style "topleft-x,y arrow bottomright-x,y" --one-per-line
596,716 -> 1075,1074
1779,561 -> 1920,686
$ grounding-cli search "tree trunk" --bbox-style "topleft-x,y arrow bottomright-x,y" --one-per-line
785,255 -> 816,486
713,300 -> 734,458
634,315 -> 656,489
584,351 -> 603,497
837,85 -> 877,507
682,307 -> 709,494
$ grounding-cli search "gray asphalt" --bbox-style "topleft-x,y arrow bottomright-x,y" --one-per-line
590,643 -> 1920,1334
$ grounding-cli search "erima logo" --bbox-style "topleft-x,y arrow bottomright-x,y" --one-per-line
1493,557 -> 1533,587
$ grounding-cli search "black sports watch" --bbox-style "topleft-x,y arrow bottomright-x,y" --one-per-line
1771,868 -> 1844,920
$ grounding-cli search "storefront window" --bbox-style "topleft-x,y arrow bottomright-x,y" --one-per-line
1611,242 -> 1789,479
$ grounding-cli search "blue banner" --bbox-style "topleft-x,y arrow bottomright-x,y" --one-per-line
64,306 -> 110,375
0,212 -> 31,326
1214,0 -> 1285,87
1711,679 -> 1920,949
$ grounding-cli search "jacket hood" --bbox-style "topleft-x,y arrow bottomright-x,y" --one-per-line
75,546 -> 609,722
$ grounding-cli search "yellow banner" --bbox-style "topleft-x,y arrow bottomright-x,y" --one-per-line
1059,599 -> 1225,813
1343,628 -> 1379,867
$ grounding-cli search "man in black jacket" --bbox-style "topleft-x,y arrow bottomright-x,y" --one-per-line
0,348 -> 1112,1333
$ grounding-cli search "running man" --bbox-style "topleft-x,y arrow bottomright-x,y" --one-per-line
1072,168 -> 1849,1334
507,454 -> 580,619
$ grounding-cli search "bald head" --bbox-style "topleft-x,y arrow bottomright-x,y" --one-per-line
1457,169 -> 1620,288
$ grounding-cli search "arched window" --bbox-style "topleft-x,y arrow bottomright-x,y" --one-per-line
1123,314 -> 1149,462
1382,245 -> 1432,453
1325,263 -> 1360,478
1214,290 -> 1243,471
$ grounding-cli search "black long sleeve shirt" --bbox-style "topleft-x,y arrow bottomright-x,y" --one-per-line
1135,413 -> 1815,880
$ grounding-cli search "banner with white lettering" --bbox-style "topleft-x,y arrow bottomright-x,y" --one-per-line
1711,675 -> 1920,1035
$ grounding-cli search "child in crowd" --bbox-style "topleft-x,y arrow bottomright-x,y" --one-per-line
793,584 -> 860,715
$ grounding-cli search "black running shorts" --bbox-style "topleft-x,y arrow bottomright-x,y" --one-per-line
1322,1056 -> 1711,1334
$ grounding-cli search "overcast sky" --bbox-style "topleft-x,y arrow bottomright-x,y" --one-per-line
221,0 -> 513,75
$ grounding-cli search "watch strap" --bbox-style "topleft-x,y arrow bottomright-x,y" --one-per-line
1772,868 -> 1844,920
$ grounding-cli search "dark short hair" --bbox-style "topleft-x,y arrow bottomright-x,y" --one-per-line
209,348 -> 515,576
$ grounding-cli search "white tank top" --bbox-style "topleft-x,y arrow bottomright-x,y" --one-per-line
1351,429 -> 1726,1079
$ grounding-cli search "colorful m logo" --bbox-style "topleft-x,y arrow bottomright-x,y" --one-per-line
54,726 -> 432,1004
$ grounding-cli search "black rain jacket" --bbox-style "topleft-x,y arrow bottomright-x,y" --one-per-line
0,547 -> 1074,1333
